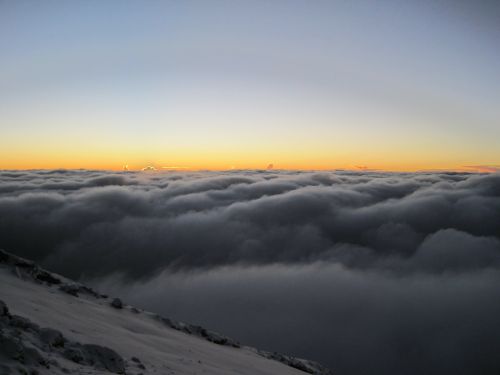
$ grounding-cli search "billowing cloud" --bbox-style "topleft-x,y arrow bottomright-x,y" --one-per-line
1,169 -> 498,278
0,169 -> 499,374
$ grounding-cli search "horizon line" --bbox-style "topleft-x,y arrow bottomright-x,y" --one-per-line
0,166 -> 498,174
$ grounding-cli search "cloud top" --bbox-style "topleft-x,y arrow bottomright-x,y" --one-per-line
0,169 -> 498,278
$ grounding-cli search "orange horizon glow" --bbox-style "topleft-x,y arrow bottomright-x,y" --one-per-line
1,158 -> 497,174
1,138 -> 498,173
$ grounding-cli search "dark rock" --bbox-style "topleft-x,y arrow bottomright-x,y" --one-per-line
111,298 -> 123,309
63,345 -> 85,364
156,315 -> 240,348
59,284 -> 80,297
207,334 -> 227,346
59,283 -> 101,299
257,350 -> 334,375
131,356 -> 146,369
0,333 -> 46,367
47,358 -> 59,367
39,328 -> 65,348
0,249 -> 9,263
0,335 -> 24,361
21,347 -> 46,367
157,315 -> 174,327
204,330 -> 240,348
10,316 -> 39,331
14,258 -> 35,269
33,269 -> 61,285
63,343 -> 125,374
77,285 -> 100,298
288,358 -> 314,374
0,300 -> 9,316
83,344 -> 125,374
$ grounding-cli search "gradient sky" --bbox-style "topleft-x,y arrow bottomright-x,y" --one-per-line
1,0 -> 499,171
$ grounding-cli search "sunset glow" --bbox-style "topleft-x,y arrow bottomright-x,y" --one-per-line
1,2 -> 499,171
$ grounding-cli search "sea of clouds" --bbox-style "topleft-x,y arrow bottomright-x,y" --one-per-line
1,169 -> 499,375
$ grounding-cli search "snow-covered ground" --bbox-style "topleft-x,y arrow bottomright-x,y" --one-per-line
0,250 -> 333,375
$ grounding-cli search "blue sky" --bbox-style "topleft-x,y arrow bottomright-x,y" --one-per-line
1,1 -> 499,170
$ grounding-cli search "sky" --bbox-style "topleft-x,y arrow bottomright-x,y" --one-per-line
0,0 -> 499,171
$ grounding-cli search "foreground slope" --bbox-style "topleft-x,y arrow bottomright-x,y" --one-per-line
0,250 -> 333,375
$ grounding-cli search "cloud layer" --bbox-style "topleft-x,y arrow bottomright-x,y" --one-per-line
1,169 -> 499,374
98,263 -> 500,375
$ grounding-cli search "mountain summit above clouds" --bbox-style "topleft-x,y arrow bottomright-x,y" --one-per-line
0,249 -> 333,375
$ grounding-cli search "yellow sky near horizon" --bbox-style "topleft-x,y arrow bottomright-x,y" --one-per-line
0,144 -> 497,172
1,2 -> 499,173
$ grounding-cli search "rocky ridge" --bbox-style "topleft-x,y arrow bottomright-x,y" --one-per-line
0,249 -> 333,375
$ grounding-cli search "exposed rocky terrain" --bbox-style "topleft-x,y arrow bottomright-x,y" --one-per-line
0,249 -> 333,375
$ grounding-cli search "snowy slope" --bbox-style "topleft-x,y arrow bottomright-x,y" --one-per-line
0,250 -> 333,375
